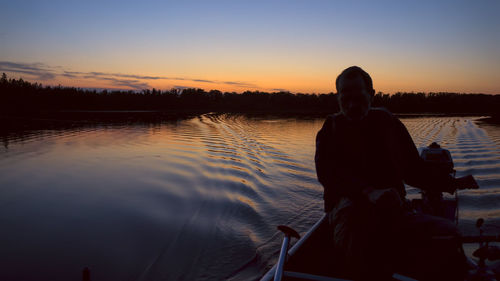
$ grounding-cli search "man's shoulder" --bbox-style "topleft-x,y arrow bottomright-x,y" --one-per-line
367,107 -> 396,122
326,112 -> 343,120
369,107 -> 394,117
318,113 -> 343,138
322,112 -> 343,126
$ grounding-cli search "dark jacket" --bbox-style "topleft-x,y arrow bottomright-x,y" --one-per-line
315,108 -> 452,212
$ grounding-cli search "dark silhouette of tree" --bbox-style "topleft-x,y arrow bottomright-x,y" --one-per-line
0,73 -> 498,115
1,73 -> 7,84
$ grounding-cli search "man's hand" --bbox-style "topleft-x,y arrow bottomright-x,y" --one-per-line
363,188 -> 402,207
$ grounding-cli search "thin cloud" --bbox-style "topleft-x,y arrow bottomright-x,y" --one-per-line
271,88 -> 289,92
61,72 -> 77,78
223,81 -> 257,88
0,61 -> 56,80
97,77 -> 150,90
112,73 -> 165,80
62,71 -> 85,77
86,71 -> 165,80
0,61 -> 262,90
192,79 -> 214,83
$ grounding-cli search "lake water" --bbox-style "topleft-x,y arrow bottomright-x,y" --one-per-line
0,114 -> 499,281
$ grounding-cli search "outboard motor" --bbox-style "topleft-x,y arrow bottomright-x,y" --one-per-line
414,142 -> 458,223
420,142 -> 454,176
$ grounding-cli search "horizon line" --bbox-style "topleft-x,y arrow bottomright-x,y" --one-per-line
2,73 -> 498,96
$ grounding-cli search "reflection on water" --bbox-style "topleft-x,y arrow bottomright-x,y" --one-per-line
0,114 -> 499,281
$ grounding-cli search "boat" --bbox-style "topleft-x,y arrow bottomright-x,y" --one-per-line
260,143 -> 500,281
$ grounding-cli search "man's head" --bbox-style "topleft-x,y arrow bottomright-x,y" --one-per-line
336,66 -> 375,121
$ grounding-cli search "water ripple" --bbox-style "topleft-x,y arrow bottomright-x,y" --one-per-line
0,115 -> 498,281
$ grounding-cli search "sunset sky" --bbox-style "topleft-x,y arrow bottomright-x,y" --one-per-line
1,0 -> 499,94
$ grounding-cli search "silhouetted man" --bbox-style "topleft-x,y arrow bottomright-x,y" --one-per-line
315,66 -> 473,280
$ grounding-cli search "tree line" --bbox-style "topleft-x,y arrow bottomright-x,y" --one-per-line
1,73 -> 499,114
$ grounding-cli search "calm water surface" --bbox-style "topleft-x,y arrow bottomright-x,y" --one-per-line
0,114 -> 499,281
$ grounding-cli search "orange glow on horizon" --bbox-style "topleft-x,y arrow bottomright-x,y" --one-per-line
26,73 -> 500,95
2,63 -> 499,94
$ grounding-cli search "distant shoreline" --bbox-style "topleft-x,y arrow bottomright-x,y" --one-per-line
0,109 -> 496,121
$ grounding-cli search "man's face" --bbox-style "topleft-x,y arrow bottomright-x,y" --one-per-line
337,76 -> 372,121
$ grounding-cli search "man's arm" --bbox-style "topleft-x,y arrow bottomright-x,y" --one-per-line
392,117 -> 455,192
